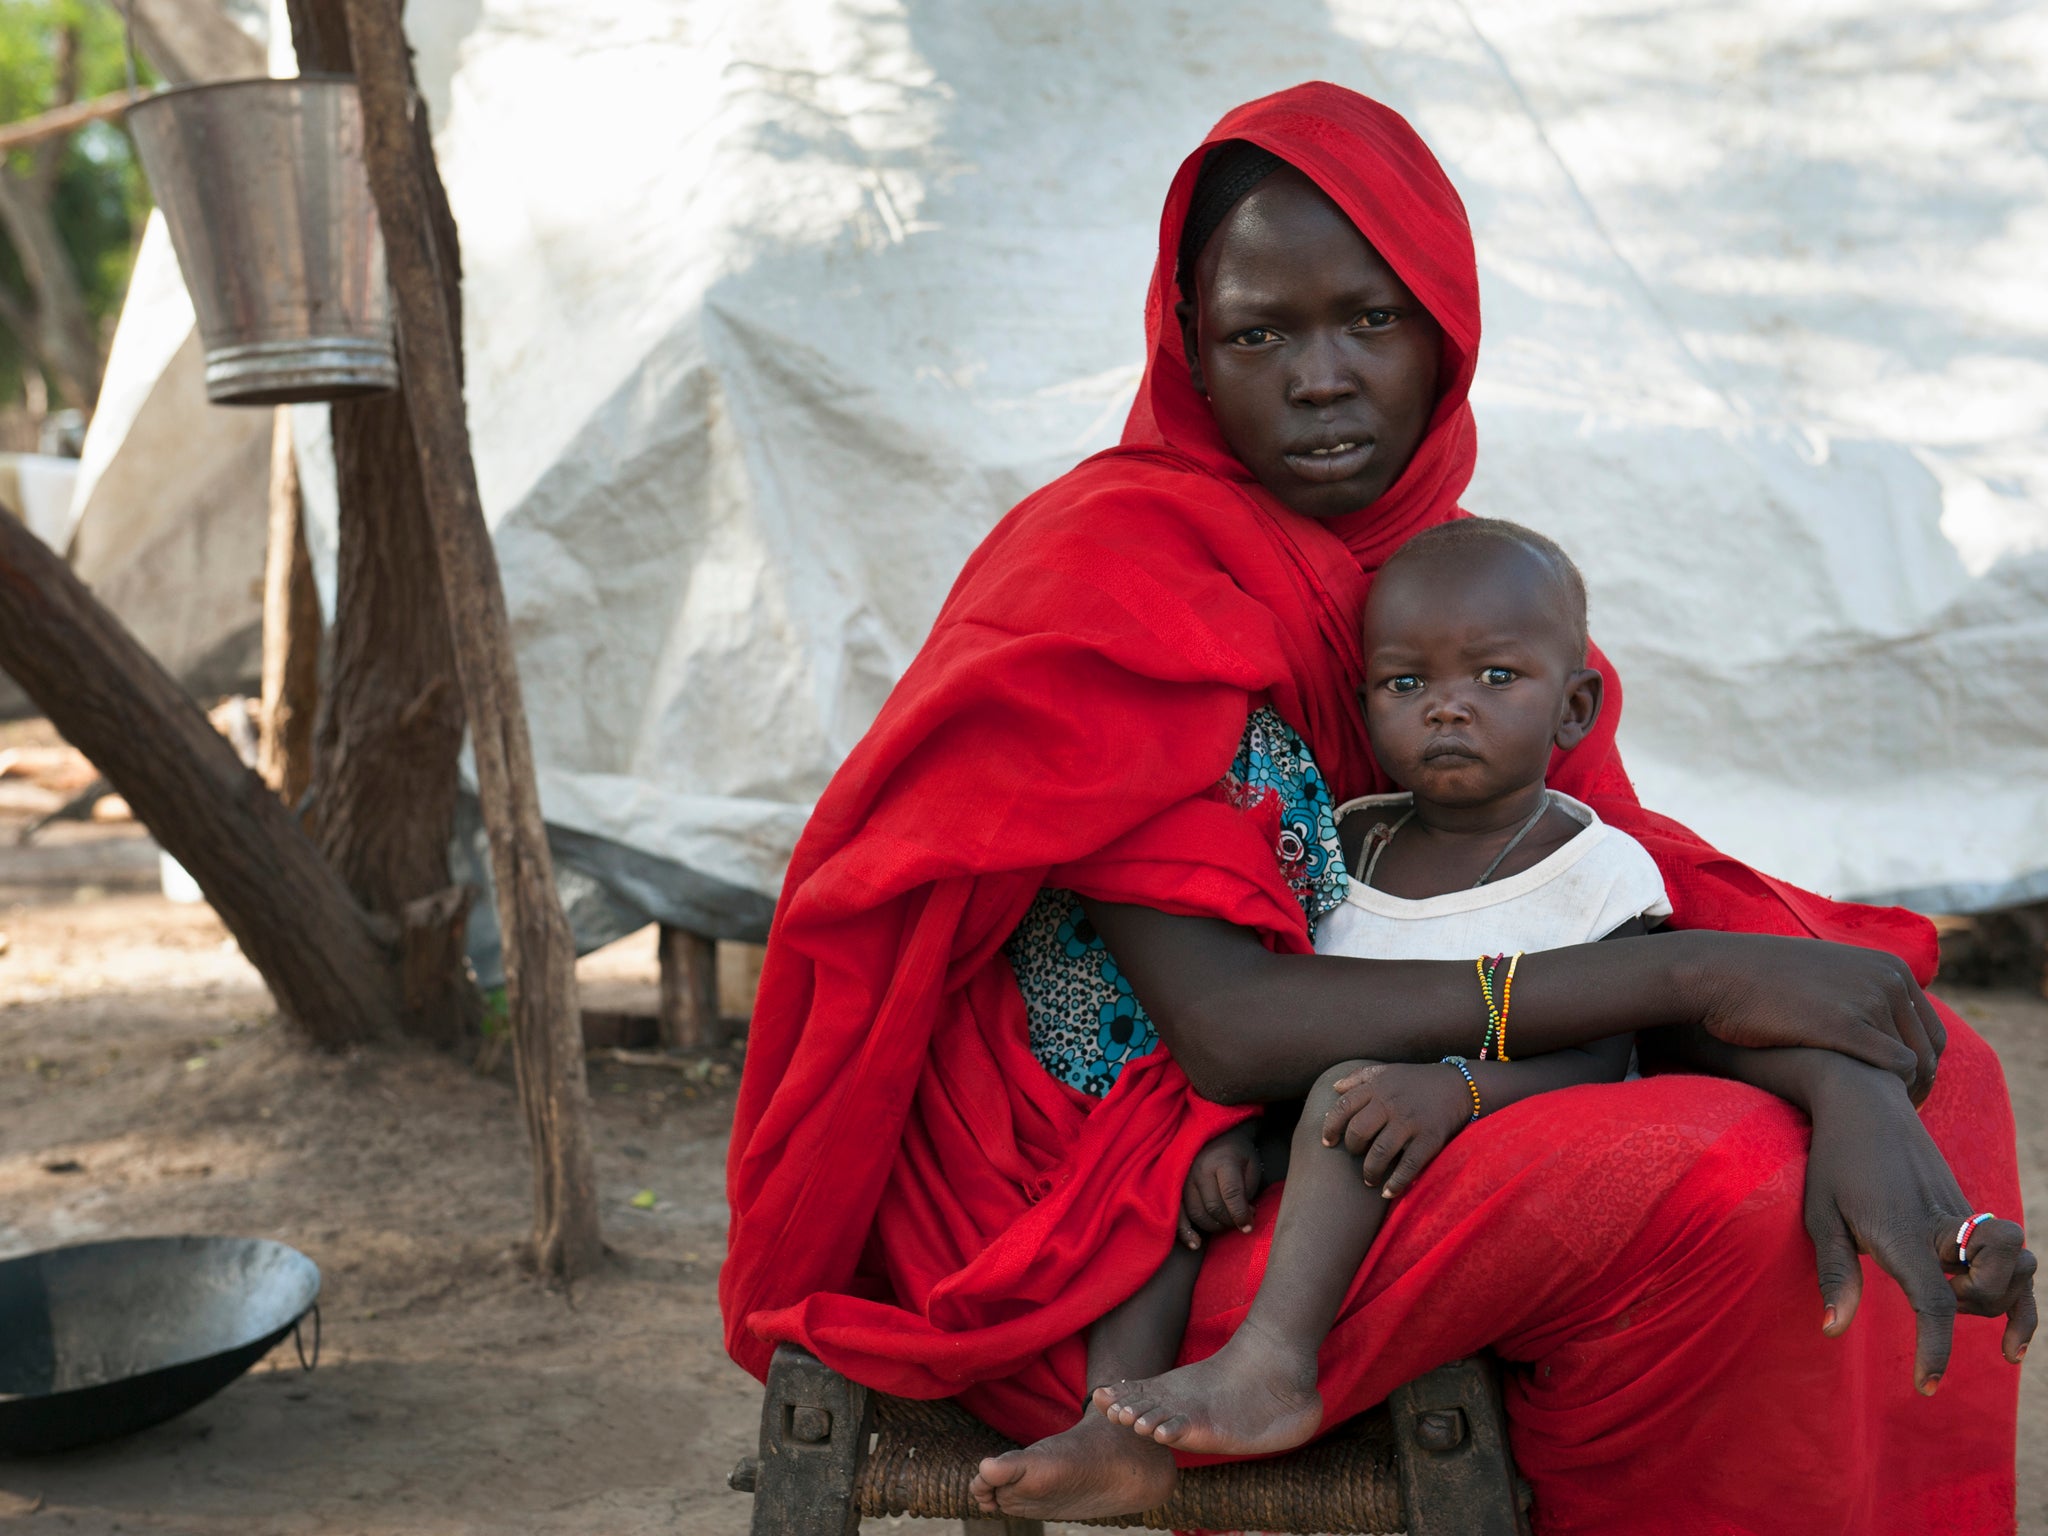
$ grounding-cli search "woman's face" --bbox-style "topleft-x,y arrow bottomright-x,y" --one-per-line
1179,168 -> 1443,520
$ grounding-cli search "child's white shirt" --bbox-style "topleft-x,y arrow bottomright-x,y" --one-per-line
1313,791 -> 1672,962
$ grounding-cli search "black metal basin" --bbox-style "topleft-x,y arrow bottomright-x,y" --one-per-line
0,1236 -> 319,1455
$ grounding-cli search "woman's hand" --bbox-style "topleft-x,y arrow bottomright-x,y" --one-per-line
1803,1057 -> 2036,1392
1321,1063 -> 1471,1199
1179,1123 -> 1262,1248
1670,932 -> 1945,1104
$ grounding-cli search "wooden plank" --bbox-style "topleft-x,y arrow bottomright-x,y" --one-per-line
1389,1355 -> 1529,1536
751,1344 -> 872,1536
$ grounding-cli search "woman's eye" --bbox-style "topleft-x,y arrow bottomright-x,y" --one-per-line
1355,309 -> 1399,329
1480,667 -> 1516,686
1231,327 -> 1278,346
1385,675 -> 1423,695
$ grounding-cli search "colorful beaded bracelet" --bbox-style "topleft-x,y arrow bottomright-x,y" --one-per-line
1476,951 -> 1523,1061
1441,1055 -> 1482,1122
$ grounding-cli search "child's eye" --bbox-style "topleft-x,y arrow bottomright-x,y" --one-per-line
1480,667 -> 1516,686
1384,675 -> 1424,695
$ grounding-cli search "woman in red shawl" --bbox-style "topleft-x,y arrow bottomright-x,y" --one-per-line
723,83 -> 2034,1534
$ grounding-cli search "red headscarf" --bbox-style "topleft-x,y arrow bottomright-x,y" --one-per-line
720,81 -> 1935,1404
1126,82 -> 1481,573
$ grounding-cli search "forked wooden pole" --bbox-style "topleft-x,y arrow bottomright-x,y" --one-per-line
257,408 -> 320,808
337,0 -> 600,1277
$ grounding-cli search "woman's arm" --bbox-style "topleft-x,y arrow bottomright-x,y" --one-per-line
1652,1031 -> 2035,1389
1079,900 -> 1940,1104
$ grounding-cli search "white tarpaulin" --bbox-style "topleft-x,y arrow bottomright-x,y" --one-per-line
67,213 -> 270,696
100,0 -> 2048,942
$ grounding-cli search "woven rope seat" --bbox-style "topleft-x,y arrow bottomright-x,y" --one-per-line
861,1391 -> 1405,1532
734,1344 -> 1530,1535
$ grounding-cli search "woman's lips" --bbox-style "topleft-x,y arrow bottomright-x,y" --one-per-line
1282,439 -> 1374,484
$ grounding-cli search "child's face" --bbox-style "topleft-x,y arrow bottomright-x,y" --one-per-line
1176,169 -> 1442,521
1361,543 -> 1598,809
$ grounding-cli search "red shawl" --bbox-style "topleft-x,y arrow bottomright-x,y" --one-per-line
720,80 -> 1936,1399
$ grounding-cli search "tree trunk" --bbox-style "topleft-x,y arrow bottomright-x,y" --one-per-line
287,0 -> 477,1048
258,409 -> 320,808
0,509 -> 399,1045
0,21 -> 101,411
339,0 -> 600,1278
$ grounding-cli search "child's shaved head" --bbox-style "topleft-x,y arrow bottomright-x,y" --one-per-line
1377,519 -> 1589,665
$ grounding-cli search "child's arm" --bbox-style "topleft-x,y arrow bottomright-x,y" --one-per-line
1456,1030 -> 1634,1115
1179,1123 -> 1261,1247
1450,916 -> 1657,1114
1177,1102 -> 1308,1246
1322,1036 -> 1633,1197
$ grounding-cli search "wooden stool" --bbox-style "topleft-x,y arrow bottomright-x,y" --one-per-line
730,1343 -> 1530,1535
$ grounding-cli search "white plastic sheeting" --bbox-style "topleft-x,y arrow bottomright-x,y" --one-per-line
65,213 -> 270,696
0,453 -> 79,551
95,0 -> 2048,929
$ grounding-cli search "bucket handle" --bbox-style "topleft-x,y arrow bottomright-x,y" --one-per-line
292,1302 -> 322,1373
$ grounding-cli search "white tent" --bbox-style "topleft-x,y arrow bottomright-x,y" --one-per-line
84,0 -> 2048,961
66,215 -> 271,696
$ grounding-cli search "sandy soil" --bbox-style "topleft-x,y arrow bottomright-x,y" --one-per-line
0,768 -> 2041,1533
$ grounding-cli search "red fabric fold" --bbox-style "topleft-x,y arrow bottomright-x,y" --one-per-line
723,81 -> 2006,1532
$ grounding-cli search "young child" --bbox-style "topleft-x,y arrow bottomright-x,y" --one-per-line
1089,516 -> 1671,1457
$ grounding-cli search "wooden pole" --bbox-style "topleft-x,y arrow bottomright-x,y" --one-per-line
658,925 -> 721,1051
257,408 -> 320,808
0,510 -> 400,1045
338,0 -> 600,1277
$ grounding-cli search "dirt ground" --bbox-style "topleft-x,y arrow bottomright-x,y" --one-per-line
0,743 -> 2043,1534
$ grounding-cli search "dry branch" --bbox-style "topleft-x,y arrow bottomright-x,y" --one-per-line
0,90 -> 135,156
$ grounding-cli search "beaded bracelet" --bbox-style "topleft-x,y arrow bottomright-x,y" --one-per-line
1475,953 -> 1504,1058
1956,1211 -> 1997,1267
1476,952 -> 1523,1061
1441,1055 -> 1482,1122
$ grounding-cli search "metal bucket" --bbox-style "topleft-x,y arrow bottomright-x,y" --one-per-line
127,76 -> 397,406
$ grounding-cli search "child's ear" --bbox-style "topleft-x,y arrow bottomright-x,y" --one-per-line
1176,299 -> 1205,395
1553,667 -> 1603,751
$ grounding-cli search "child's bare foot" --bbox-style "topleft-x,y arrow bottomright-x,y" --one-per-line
1091,1322 -> 1323,1456
969,1408 -> 1178,1520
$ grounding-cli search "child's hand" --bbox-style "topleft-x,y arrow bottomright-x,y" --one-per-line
1320,1063 -> 1472,1199
1180,1124 -> 1262,1248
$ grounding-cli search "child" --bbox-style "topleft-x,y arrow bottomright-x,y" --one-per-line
1089,517 -> 1671,1457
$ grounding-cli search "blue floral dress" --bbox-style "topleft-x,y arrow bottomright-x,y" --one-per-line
1005,706 -> 1347,1097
